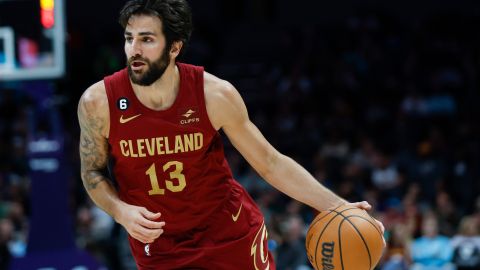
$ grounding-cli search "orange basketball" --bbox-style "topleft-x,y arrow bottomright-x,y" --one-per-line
305,205 -> 384,270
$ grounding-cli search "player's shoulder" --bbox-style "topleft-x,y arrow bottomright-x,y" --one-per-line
203,72 -> 246,129
204,71 -> 239,104
78,80 -> 110,128
79,80 -> 108,111
78,80 -> 110,136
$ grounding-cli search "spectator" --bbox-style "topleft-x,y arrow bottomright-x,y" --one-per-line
0,219 -> 12,270
370,148 -> 405,205
434,191 -> 461,237
450,216 -> 480,270
382,223 -> 412,270
410,213 -> 454,270
276,215 -> 309,270
1,4 -> 480,269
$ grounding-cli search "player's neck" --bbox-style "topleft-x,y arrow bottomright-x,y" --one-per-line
131,62 -> 180,111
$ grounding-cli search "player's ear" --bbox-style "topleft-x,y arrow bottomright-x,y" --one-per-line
169,41 -> 183,58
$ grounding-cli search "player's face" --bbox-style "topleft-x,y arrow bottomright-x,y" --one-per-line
124,15 -> 170,86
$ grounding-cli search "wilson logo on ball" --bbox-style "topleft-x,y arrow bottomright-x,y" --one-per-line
305,205 -> 384,270
321,241 -> 335,269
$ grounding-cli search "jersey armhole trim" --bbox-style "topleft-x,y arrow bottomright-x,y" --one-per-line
198,69 -> 218,135
103,78 -> 115,141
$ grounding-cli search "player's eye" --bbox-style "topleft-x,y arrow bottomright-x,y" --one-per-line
143,37 -> 153,42
125,36 -> 133,43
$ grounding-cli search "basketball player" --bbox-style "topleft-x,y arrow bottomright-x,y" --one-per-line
77,0 -> 385,269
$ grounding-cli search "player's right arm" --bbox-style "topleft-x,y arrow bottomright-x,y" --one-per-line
78,81 -> 165,244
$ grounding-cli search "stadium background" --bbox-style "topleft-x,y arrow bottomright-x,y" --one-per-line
1,0 -> 480,269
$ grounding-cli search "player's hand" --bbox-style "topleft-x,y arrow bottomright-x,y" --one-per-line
115,204 -> 165,244
346,201 -> 386,247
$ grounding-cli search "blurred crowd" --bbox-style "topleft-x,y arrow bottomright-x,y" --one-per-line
1,5 -> 480,270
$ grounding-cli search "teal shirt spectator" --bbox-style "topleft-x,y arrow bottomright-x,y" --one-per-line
411,235 -> 453,268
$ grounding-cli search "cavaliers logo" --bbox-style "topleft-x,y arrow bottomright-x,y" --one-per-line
250,221 -> 270,270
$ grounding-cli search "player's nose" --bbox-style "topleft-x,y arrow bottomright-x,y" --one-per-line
130,39 -> 143,56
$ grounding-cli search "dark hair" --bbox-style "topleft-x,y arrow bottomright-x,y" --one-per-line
119,0 -> 192,57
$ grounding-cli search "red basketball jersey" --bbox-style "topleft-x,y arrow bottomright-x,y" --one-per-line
104,63 -> 241,236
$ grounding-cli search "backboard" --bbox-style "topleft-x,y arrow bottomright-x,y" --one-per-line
0,0 -> 65,81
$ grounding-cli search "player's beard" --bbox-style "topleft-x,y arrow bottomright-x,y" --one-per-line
127,48 -> 170,86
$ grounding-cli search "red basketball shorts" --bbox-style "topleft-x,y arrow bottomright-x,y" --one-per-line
128,186 -> 276,270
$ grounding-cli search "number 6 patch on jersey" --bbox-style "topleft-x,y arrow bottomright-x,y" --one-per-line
117,97 -> 129,110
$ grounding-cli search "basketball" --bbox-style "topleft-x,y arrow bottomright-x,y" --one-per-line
305,205 -> 384,270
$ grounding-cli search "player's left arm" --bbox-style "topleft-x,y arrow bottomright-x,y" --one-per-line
207,76 -> 385,240
206,74 -> 369,212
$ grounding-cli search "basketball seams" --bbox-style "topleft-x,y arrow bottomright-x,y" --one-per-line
309,204 -> 346,229
308,211 -> 334,233
345,214 -> 383,238
334,209 -> 383,239
306,204 -> 344,253
311,206 -> 356,270
308,206 -> 382,270
342,216 -> 373,270
312,212 -> 342,270
306,210 -> 336,251
338,218 -> 346,270
334,210 -> 379,270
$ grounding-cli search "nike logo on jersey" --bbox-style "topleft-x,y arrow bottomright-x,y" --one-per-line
232,203 -> 243,222
120,114 -> 142,124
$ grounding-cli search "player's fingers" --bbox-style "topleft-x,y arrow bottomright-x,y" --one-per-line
130,231 -> 149,244
129,229 -> 146,242
348,201 -> 372,210
139,218 -> 165,229
140,208 -> 162,220
133,231 -> 153,244
148,227 -> 164,238
375,220 -> 387,247
375,219 -> 385,234
141,229 -> 162,243
134,225 -> 163,241
151,228 -> 164,239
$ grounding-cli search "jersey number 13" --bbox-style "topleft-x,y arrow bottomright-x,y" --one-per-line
145,161 -> 186,195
